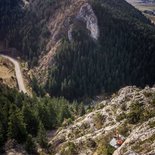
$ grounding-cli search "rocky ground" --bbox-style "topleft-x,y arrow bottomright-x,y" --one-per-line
49,86 -> 155,155
3,85 -> 155,155
0,56 -> 17,88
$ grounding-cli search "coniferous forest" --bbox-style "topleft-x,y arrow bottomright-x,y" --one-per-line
0,84 -> 85,153
1,0 -> 155,154
1,0 -> 155,100
46,0 -> 155,100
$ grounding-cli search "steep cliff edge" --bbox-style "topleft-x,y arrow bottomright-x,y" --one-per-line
36,0 -> 100,79
1,0 -> 155,99
49,86 -> 155,155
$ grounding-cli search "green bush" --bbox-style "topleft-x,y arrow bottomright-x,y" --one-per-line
61,142 -> 77,155
150,94 -> 155,106
127,102 -> 143,124
25,134 -> 36,153
94,113 -> 105,129
127,102 -> 155,124
87,138 -> 96,148
143,92 -> 152,98
149,121 -> 155,128
116,112 -> 126,121
118,122 -> 129,137
96,140 -> 115,155
0,84 -> 77,149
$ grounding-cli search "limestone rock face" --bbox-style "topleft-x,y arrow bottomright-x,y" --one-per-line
77,3 -> 99,40
36,1 -> 99,80
49,86 -> 155,155
113,117 -> 155,155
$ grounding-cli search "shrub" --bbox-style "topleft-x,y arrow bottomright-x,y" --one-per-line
116,112 -> 126,122
150,94 -> 155,106
25,134 -> 36,154
149,121 -> 155,128
127,101 -> 155,124
127,102 -> 143,124
86,138 -> 96,148
62,118 -> 73,127
96,140 -> 115,155
143,92 -> 152,98
61,142 -> 77,155
94,113 -> 105,129
121,103 -> 127,111
118,122 -> 129,137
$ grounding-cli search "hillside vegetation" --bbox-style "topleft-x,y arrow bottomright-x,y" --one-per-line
1,84 -> 155,154
1,0 -> 155,100
0,84 -> 85,154
49,86 -> 155,155
46,0 -> 155,100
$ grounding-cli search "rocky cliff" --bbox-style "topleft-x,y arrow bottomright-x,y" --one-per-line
35,0 -> 99,80
49,86 -> 155,155
1,0 -> 155,100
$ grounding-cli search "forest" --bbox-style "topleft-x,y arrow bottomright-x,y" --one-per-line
1,0 -> 155,100
0,84 -> 85,153
0,0 -> 22,40
46,0 -> 155,100
1,0 -> 155,153
0,0 -> 155,100
0,0 -> 53,66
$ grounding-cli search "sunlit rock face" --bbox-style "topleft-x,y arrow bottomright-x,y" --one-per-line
49,86 -> 155,155
77,3 -> 99,40
68,26 -> 73,42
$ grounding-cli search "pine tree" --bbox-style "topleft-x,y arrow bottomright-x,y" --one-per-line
7,105 -> 27,143
58,103 -> 71,125
25,134 -> 36,153
22,103 -> 39,136
78,103 -> 85,116
37,122 -> 47,148
0,121 -> 4,149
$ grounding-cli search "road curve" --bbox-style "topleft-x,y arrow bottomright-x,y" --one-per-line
0,54 -> 27,93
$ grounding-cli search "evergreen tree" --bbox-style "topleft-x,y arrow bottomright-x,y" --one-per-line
7,105 -> 27,143
0,84 -> 76,146
0,121 -> 4,149
78,103 -> 86,116
58,103 -> 71,125
25,134 -> 36,154
46,0 -> 155,100
22,103 -> 39,136
37,103 -> 50,129
37,122 -> 47,148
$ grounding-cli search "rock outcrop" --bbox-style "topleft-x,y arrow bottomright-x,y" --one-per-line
49,86 -> 155,155
35,0 -> 99,81
77,3 -> 99,40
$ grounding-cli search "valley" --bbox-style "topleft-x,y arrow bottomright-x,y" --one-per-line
126,0 -> 155,22
1,0 -> 155,154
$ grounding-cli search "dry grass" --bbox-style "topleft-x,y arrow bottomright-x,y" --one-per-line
0,56 -> 17,88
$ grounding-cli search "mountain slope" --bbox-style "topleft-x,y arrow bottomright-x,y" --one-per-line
45,0 -> 155,100
1,0 -> 155,100
0,84 -> 78,154
49,86 -> 155,155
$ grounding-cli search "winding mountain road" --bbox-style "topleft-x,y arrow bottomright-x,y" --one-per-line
0,54 -> 27,93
